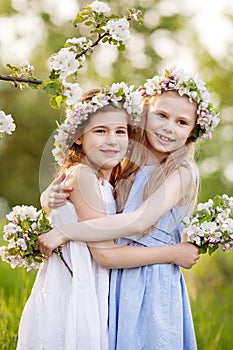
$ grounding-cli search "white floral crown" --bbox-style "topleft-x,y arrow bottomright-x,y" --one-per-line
141,67 -> 220,140
52,82 -> 142,165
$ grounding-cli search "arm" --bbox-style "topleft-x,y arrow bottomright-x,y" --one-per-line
89,241 -> 199,269
39,166 -> 199,269
38,166 -> 197,263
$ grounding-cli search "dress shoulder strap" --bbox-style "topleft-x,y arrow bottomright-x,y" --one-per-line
62,164 -> 90,185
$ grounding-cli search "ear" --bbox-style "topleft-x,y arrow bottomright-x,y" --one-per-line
74,138 -> 82,145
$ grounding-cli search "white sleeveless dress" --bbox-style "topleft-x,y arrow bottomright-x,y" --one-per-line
16,166 -> 116,350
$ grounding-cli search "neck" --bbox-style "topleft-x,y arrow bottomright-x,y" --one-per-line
145,149 -> 167,166
98,169 -> 112,181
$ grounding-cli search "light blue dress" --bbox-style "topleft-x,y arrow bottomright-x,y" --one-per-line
108,166 -> 197,350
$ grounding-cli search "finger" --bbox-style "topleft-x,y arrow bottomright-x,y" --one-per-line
49,202 -> 65,209
38,242 -> 51,257
50,191 -> 68,200
52,184 -> 73,194
52,173 -> 66,185
48,196 -> 67,206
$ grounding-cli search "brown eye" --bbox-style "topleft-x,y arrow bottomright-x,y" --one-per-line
95,129 -> 105,133
178,120 -> 187,126
116,129 -> 127,134
152,112 -> 166,119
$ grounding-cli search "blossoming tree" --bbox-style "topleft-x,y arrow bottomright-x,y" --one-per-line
0,1 -> 142,139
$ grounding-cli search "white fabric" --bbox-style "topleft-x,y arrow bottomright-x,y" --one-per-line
17,166 -> 116,350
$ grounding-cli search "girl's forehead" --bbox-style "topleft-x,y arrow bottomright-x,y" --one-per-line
86,110 -> 128,127
150,91 -> 197,114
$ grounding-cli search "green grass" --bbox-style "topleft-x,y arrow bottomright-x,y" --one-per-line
0,261 -> 36,349
0,242 -> 233,349
183,250 -> 233,350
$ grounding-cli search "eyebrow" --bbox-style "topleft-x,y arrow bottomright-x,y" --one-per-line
92,125 -> 128,129
151,108 -> 194,123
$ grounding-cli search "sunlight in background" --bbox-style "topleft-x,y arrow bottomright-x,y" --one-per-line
0,0 -> 232,187
188,0 -> 233,60
0,0 -> 79,63
0,0 -> 232,65
0,14 -> 45,63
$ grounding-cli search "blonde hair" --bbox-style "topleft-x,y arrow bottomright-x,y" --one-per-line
115,92 -> 200,230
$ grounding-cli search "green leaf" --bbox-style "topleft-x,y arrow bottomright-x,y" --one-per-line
199,215 -> 212,223
84,20 -> 95,26
27,82 -> 41,90
73,9 -> 90,27
115,87 -> 124,97
21,220 -> 31,231
107,14 -> 120,20
213,195 -> 224,207
117,43 -> 126,52
138,17 -> 144,25
6,63 -> 20,73
42,80 -> 61,96
199,245 -> 207,254
208,244 -> 219,256
49,69 -> 60,80
50,95 -> 64,109
102,36 -> 109,43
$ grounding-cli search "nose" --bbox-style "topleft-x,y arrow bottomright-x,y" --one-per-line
106,131 -> 117,145
162,121 -> 174,134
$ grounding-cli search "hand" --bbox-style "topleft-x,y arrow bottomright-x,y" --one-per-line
41,173 -> 73,209
38,228 -> 69,257
172,242 -> 200,269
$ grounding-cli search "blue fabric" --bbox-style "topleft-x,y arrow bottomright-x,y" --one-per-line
108,166 -> 197,350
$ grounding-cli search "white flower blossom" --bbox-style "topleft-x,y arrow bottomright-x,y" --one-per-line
17,238 -> 27,251
63,82 -> 83,106
6,205 -> 39,222
65,37 -> 93,53
200,221 -> 217,234
3,223 -> 22,236
221,218 -> 233,233
89,1 -> 110,13
48,48 -> 80,80
19,60 -> 35,73
92,94 -> 109,107
197,199 -> 213,212
110,82 -> 129,95
182,194 -> 233,255
123,90 -> 142,116
0,205 -> 53,271
107,18 -> 130,42
0,111 -> 16,136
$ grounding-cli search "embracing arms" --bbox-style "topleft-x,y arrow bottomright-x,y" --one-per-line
40,165 -> 194,242
38,165 -> 199,268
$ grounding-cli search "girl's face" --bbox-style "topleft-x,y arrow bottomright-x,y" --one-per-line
145,91 -> 197,163
77,109 -> 129,180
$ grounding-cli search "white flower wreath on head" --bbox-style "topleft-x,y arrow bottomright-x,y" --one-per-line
141,67 -> 220,140
52,82 -> 143,165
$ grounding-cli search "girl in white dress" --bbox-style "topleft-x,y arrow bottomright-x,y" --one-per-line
16,83 -> 142,350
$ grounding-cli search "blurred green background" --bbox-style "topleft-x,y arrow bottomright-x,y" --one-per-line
0,0 -> 233,349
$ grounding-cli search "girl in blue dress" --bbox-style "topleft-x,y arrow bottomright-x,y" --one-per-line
39,67 -> 219,349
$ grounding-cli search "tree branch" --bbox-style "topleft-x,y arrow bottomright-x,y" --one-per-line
75,32 -> 109,59
0,75 -> 43,86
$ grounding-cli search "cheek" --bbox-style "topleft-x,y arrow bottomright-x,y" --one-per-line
145,117 -> 157,132
122,138 -> 129,150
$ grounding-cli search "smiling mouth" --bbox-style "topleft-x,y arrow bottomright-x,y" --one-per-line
155,133 -> 174,142
101,150 -> 120,155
